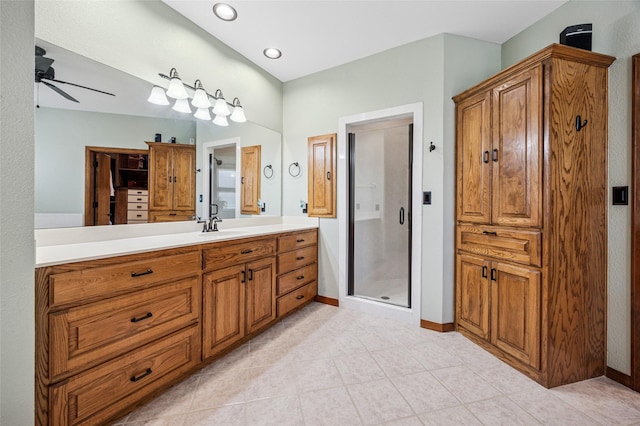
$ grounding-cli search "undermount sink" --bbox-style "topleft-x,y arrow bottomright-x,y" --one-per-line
196,229 -> 246,238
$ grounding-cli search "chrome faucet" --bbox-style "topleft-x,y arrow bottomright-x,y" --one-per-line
193,215 -> 209,233
208,216 -> 222,232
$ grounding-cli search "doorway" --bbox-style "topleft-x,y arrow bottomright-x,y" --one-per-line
201,138 -> 241,219
338,103 -> 423,325
348,120 -> 413,308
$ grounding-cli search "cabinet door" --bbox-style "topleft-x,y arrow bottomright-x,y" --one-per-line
456,92 -> 492,224
172,146 -> 196,211
245,257 -> 276,333
491,66 -> 542,227
203,264 -> 246,359
307,133 -> 336,217
456,254 -> 490,340
148,145 -> 173,210
240,145 -> 261,215
490,261 -> 540,369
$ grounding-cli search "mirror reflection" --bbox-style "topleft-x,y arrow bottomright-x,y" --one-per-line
34,40 -> 282,229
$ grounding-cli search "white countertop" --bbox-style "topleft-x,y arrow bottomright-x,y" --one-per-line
35,217 -> 319,267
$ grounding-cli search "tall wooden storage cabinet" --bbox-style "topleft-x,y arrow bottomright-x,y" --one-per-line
453,44 -> 615,388
240,145 -> 261,215
146,142 -> 196,222
307,133 -> 337,218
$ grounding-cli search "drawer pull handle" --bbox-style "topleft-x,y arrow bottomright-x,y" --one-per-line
241,270 -> 246,283
169,213 -> 177,216
482,231 -> 497,236
491,268 -> 497,281
248,269 -> 254,281
296,295 -> 305,300
130,368 -> 152,382
296,275 -> 305,280
131,268 -> 153,277
241,249 -> 254,254
131,312 -> 153,323
296,239 -> 305,243
296,256 -> 305,260
482,266 -> 488,279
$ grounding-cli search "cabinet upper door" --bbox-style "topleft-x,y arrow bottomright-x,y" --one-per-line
307,133 -> 337,218
491,66 -> 543,227
172,146 -> 196,211
245,256 -> 276,333
240,145 -> 261,215
148,145 -> 173,211
456,91 -> 492,224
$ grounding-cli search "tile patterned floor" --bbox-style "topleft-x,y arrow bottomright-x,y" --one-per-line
113,302 -> 640,425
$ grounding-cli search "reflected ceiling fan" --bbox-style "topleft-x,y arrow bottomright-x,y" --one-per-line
35,45 -> 116,105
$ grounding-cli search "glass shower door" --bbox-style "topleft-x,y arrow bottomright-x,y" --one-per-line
348,123 -> 412,307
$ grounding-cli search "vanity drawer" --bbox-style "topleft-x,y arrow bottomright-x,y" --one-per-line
128,194 -> 149,203
49,276 -> 200,380
277,245 -> 317,274
49,251 -> 201,308
49,325 -> 199,426
204,238 -> 276,271
277,263 -> 317,296
129,202 -> 148,211
127,210 -> 148,221
277,230 -> 317,252
277,281 -> 317,318
457,225 -> 541,267
148,211 -> 195,222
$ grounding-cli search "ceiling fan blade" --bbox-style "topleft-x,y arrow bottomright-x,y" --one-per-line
41,80 -> 79,103
50,78 -> 115,97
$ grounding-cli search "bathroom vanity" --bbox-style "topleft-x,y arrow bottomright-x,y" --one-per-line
34,219 -> 318,425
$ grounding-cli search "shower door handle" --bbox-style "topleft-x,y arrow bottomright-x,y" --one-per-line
399,207 -> 405,225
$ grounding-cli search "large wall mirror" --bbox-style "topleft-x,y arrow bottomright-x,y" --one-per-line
34,40 -> 282,229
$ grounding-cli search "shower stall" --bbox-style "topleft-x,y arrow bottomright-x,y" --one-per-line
348,120 -> 413,308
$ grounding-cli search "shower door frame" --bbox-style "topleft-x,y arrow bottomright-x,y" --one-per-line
338,103 -> 423,325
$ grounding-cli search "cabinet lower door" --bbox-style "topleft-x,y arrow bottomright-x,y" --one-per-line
203,265 -> 246,359
246,257 -> 276,333
490,261 -> 540,369
456,254 -> 490,340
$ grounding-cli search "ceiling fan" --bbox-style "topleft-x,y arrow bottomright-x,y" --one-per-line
35,45 -> 116,104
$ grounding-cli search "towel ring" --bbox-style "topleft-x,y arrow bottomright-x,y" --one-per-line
289,162 -> 301,177
263,164 -> 274,179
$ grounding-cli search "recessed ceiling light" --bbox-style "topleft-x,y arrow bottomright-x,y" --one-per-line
212,3 -> 237,21
263,48 -> 282,59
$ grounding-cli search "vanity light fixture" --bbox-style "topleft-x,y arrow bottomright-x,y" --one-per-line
263,48 -> 282,59
165,68 -> 189,99
147,85 -> 170,105
230,97 -> 247,123
212,89 -> 231,116
194,107 -> 212,120
149,69 -> 247,126
212,114 -> 229,127
212,3 -> 237,21
191,80 -> 212,109
172,98 -> 192,114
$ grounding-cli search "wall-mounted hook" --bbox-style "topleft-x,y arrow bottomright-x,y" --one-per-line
429,141 -> 436,152
576,115 -> 588,132
195,168 -> 201,173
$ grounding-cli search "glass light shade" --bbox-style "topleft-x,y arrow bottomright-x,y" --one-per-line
166,77 -> 189,99
230,105 -> 247,123
172,98 -> 192,113
212,97 -> 230,116
191,88 -> 212,109
194,107 -> 212,120
212,115 -> 229,127
147,86 -> 169,105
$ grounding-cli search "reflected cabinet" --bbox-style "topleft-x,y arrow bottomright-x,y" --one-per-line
454,44 -> 614,388
146,142 -> 196,222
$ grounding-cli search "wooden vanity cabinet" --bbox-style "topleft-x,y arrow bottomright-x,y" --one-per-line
146,142 -> 196,221
276,229 -> 319,316
35,248 -> 202,425
202,237 -> 277,359
36,228 -> 318,425
453,44 -> 615,387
